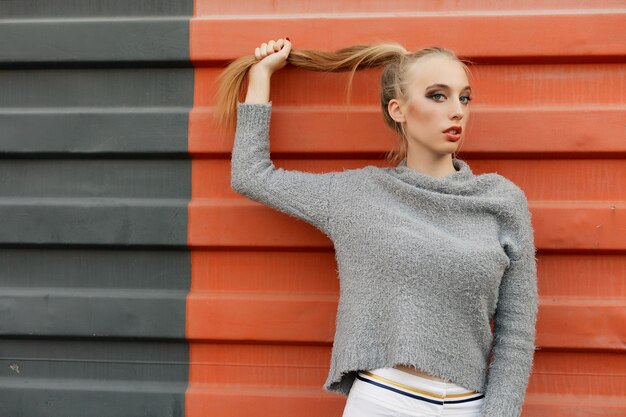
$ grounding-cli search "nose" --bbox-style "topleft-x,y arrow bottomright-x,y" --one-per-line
450,99 -> 464,120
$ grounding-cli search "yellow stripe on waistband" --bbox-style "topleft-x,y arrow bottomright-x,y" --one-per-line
360,370 -> 481,399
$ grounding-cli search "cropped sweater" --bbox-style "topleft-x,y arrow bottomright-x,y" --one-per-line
230,102 -> 539,417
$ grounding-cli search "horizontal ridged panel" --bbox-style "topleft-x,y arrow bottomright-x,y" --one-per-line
0,339 -> 188,380
191,106 -> 626,156
193,64 -> 626,107
0,69 -> 193,107
537,254 -> 625,298
0,111 -> 189,155
0,20 -> 191,65
196,0 -> 626,14
538,299 -> 626,349
0,0 -> 192,17
190,250 -> 339,294
189,388 -> 626,417
189,199 -> 626,250
192,251 -> 623,298
189,250 -> 625,346
189,199 -> 331,248
1,288 -> 187,338
0,381 -> 187,417
186,344 -> 625,416
191,13 -> 626,60
0,338 -> 188,417
0,160 -> 189,197
0,198 -> 187,245
186,387 -> 626,417
1,248 -> 190,289
194,159 -> 626,200
186,293 -> 626,350
188,294 -> 337,342
188,345 -> 626,391
0,249 -> 191,402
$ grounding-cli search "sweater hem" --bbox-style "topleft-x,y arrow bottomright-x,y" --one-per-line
323,346 -> 487,397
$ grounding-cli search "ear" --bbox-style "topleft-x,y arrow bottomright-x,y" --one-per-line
388,98 -> 406,123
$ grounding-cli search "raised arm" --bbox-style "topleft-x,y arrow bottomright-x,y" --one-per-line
230,38 -> 336,237
481,185 -> 539,417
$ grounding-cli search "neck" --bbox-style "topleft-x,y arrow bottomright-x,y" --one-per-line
405,152 -> 457,179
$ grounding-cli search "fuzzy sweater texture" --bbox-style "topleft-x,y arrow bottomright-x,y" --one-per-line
230,102 -> 539,417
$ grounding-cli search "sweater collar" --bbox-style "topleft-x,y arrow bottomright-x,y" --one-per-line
391,157 -> 476,191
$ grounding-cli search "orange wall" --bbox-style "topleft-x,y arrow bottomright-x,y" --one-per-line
188,1 -> 626,416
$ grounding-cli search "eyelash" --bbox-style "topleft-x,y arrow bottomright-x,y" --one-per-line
429,93 -> 473,104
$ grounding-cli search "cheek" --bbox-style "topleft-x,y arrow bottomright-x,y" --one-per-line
406,101 -> 439,130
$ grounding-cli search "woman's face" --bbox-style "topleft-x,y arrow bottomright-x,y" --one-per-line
389,55 -> 471,158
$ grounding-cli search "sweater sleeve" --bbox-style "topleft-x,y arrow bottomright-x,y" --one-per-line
230,101 -> 335,237
481,185 -> 539,417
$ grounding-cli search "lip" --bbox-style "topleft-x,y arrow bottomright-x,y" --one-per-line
443,125 -> 462,134
442,125 -> 462,142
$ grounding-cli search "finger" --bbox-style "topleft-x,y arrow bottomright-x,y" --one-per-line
274,39 -> 283,51
281,38 -> 292,56
267,40 -> 276,54
254,47 -> 261,60
260,43 -> 267,56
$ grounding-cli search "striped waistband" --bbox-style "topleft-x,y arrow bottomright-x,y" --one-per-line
359,370 -> 481,400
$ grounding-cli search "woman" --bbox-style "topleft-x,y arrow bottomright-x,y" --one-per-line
216,38 -> 538,417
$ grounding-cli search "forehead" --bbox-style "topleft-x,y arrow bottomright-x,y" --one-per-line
406,55 -> 470,90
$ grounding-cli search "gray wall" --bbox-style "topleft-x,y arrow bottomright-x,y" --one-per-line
0,2 -> 194,416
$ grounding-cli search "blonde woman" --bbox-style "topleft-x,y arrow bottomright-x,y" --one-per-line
216,38 -> 538,417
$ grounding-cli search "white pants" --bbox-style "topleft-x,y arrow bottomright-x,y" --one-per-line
341,367 -> 485,417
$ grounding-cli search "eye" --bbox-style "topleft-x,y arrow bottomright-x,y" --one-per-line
428,93 -> 472,104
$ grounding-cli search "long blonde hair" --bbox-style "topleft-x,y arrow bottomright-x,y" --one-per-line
214,43 -> 471,165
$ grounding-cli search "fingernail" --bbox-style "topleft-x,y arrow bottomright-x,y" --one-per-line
286,36 -> 290,41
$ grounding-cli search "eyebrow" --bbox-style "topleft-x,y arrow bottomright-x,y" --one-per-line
425,83 -> 472,93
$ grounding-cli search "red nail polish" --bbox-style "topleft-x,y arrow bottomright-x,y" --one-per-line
286,36 -> 290,41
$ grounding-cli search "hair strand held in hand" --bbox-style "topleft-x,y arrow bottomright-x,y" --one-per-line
215,42 -> 472,165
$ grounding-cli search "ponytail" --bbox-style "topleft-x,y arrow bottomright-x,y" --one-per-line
214,43 -> 407,134
214,42 -> 468,165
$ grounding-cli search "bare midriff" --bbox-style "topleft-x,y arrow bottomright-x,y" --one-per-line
392,364 -> 450,382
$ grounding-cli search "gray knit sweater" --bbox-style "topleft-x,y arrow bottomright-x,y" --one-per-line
230,102 -> 539,417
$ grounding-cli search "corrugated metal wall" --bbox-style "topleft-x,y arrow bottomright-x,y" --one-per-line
1,0 -> 624,416
0,1 -> 194,416
189,1 -> 625,417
